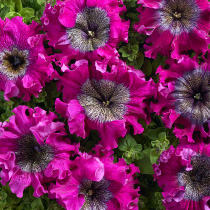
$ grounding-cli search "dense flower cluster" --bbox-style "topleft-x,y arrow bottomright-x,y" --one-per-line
0,0 -> 210,209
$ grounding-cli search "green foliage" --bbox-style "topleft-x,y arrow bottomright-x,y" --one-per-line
0,92 -> 15,122
138,192 -> 165,210
123,0 -> 137,8
0,0 -> 49,23
118,134 -> 138,151
152,54 -> 166,73
135,148 -> 154,174
80,130 -> 101,152
0,185 -> 64,210
119,34 -> 146,70
155,192 -> 165,210
33,90 -> 47,103
134,129 -> 170,174
118,134 -> 144,164
19,7 -> 36,23
119,43 -> 139,61
138,174 -> 164,210
0,6 -> 10,19
43,80 -> 60,109
142,59 -> 152,76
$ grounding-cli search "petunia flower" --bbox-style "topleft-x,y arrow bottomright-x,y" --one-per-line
0,105 -> 76,198
152,56 -> 210,143
41,0 -> 129,63
55,59 -> 156,150
134,0 -> 210,60
153,142 -> 210,209
49,145 -> 140,210
0,16 -> 55,101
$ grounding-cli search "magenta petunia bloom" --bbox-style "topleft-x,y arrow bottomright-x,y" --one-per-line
152,56 -> 210,143
134,0 -> 210,60
0,16 -> 55,101
41,0 -> 129,62
55,59 -> 156,149
153,142 -> 210,209
49,145 -> 140,210
0,105 -> 76,198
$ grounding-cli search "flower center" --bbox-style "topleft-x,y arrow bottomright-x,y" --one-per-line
173,11 -> 182,19
80,178 -> 112,210
0,48 -> 29,79
173,68 -> 210,125
87,189 -> 93,196
87,30 -> 95,38
158,0 -> 200,35
177,155 -> 210,201
66,7 -> 110,53
194,92 -> 202,100
15,134 -> 54,173
77,79 -> 130,123
103,100 -> 110,107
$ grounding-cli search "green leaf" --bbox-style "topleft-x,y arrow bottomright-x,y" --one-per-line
142,59 -> 153,76
152,54 -> 164,74
31,198 -> 44,210
132,44 -> 139,54
3,0 -> 15,12
0,6 -> 10,19
47,200 -> 65,210
0,91 -> 4,101
135,148 -> 154,174
127,53 -> 135,61
122,152 -> 133,164
29,187 -> 34,199
14,0 -> 22,12
147,129 -> 158,140
124,0 -> 137,7
118,134 -> 137,152
150,148 -> 159,164
158,132 -> 166,142
135,52 -> 144,69
4,11 -> 20,19
33,90 -> 47,103
17,202 -> 32,210
119,46 -> 129,57
131,144 -> 144,159
131,144 -> 142,152
9,193 -> 21,204
150,132 -> 170,156
19,7 -> 35,19
22,0 -> 42,11
122,144 -> 143,164
0,191 -> 7,204
146,127 -> 165,140
126,12 -> 139,21
44,81 -> 60,108
155,192 -> 165,210
37,0 -> 46,5
1,110 -> 13,121
2,184 -> 11,194
128,51 -> 144,70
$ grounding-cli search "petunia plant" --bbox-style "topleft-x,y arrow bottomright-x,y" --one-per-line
0,0 -> 209,210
